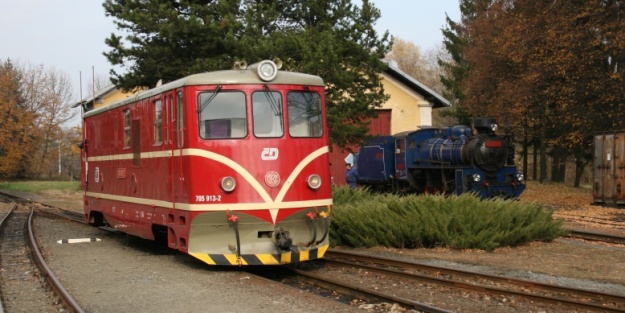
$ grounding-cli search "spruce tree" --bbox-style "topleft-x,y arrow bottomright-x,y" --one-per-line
102,0 -> 391,147
103,0 -> 242,90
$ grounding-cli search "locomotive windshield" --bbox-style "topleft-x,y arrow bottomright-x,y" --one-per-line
288,91 -> 322,137
198,91 -> 247,139
252,91 -> 284,138
197,89 -> 322,140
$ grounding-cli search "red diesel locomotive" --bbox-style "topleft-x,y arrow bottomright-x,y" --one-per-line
80,59 -> 333,265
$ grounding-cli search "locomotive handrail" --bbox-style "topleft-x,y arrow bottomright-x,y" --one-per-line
413,159 -> 453,165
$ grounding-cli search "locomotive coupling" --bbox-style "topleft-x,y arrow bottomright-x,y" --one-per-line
273,228 -> 294,251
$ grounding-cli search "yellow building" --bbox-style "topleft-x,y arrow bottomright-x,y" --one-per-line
380,63 -> 450,134
72,84 -> 137,111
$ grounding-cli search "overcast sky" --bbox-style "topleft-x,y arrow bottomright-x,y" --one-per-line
0,1 -> 460,105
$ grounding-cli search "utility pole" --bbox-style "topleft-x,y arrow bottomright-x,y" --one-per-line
58,141 -> 62,175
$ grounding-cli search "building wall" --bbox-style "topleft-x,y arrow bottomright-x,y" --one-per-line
94,89 -> 136,110
329,110 -> 392,187
380,73 -> 433,134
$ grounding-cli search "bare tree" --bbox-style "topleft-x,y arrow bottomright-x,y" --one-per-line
385,37 -> 428,78
13,63 -> 77,177
385,38 -> 449,95
385,37 -> 454,127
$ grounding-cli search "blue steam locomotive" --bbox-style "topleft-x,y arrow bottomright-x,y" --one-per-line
355,118 -> 525,199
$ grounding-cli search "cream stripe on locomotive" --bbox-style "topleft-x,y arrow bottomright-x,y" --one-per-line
86,146 -> 331,223
84,191 -> 331,211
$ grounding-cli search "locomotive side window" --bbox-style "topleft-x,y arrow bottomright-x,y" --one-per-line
168,95 -> 174,144
177,91 -> 184,148
396,138 -> 405,154
198,91 -> 247,139
132,119 -> 141,166
123,110 -> 131,149
287,91 -> 322,137
154,99 -> 163,145
252,91 -> 284,138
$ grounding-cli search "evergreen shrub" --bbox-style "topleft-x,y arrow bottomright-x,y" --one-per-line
330,186 -> 567,251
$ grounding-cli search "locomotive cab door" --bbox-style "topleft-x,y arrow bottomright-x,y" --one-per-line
172,90 -> 186,204
394,138 -> 407,180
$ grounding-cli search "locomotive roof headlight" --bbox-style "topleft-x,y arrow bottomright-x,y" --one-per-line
516,173 -> 524,182
221,176 -> 236,192
490,123 -> 498,132
307,174 -> 322,190
256,60 -> 278,81
472,173 -> 481,182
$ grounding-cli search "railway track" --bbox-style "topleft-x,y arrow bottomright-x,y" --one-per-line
313,249 -> 625,312
565,229 -> 625,245
279,265 -> 455,313
0,202 -> 84,312
3,190 -> 625,312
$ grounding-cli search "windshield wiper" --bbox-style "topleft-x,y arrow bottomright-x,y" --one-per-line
263,85 -> 282,117
197,85 -> 223,114
303,86 -> 320,114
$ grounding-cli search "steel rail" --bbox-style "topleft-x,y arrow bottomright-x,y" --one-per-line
27,208 -> 85,313
0,204 -> 16,313
326,250 -> 625,313
286,267 -> 456,313
566,229 -> 625,245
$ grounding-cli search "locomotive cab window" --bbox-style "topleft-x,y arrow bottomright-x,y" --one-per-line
198,91 -> 247,139
396,138 -> 405,154
287,91 -> 322,137
123,110 -> 131,149
154,99 -> 163,145
252,91 -> 284,138
177,91 -> 184,148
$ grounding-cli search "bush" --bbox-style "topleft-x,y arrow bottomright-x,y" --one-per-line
330,186 -> 567,251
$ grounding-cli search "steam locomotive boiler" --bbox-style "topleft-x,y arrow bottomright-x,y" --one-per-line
355,118 -> 525,199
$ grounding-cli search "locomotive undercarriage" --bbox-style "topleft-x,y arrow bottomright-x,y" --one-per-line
409,168 -> 458,195
406,166 -> 522,199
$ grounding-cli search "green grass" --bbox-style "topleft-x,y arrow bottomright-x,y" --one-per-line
0,181 -> 81,192
330,186 -> 568,251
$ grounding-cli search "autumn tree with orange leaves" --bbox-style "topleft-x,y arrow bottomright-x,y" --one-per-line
0,60 -> 37,178
0,59 -> 79,180
449,0 -> 625,186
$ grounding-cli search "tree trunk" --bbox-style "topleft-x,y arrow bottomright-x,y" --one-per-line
550,148 -> 567,182
523,133 -> 528,181
540,127 -> 548,183
574,154 -> 586,188
532,141 -> 538,181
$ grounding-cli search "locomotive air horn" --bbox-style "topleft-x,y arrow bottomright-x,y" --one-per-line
233,60 -> 248,70
272,58 -> 283,69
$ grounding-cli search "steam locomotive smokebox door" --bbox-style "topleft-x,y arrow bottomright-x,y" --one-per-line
357,136 -> 395,183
